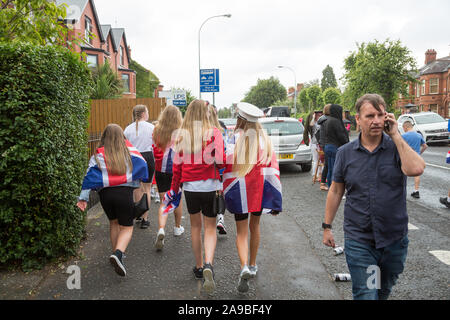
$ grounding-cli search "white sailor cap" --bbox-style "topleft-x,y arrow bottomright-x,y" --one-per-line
237,102 -> 264,122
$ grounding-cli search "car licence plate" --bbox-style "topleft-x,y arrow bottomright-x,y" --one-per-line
278,154 -> 294,159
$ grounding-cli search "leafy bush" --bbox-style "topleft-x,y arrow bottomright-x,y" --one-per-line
0,42 -> 93,271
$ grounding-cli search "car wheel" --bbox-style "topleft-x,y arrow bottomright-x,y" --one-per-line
300,163 -> 312,172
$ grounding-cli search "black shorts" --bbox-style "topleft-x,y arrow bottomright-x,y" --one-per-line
98,186 -> 135,226
234,212 -> 262,221
141,151 -> 155,182
184,191 -> 217,218
155,171 -> 172,193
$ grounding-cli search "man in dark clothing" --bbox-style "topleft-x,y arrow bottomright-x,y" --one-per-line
317,104 -> 331,190
320,104 -> 349,188
322,94 -> 425,300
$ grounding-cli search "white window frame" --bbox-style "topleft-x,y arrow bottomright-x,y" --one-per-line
429,78 -> 439,94
122,74 -> 130,93
421,80 -> 426,95
86,54 -> 98,68
84,16 -> 93,45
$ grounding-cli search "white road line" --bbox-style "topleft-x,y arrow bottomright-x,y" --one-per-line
425,163 -> 450,170
429,251 -> 450,266
408,223 -> 419,230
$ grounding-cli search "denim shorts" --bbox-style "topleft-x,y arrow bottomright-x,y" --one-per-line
344,235 -> 409,300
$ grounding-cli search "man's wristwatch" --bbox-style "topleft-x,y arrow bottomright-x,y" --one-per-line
322,223 -> 332,230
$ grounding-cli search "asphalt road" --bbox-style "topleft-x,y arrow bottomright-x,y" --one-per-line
4,137 -> 448,301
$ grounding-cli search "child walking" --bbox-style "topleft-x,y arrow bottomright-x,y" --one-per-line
77,124 -> 149,276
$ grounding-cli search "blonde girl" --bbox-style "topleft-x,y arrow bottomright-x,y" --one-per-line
152,105 -> 184,250
168,99 -> 226,294
223,102 -> 282,293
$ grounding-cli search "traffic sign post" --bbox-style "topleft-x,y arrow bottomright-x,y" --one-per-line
200,69 -> 220,93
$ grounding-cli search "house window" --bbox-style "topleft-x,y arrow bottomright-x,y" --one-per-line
429,104 -> 438,113
86,54 -> 98,68
421,80 -> 426,95
120,46 -> 125,66
430,78 -> 439,94
122,74 -> 130,93
85,16 -> 93,45
416,83 -> 420,98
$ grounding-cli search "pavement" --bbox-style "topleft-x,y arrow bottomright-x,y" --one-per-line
0,186 -> 343,300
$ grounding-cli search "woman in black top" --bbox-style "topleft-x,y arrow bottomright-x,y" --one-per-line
321,104 -> 349,188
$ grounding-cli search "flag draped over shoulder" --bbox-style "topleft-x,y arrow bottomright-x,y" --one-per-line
81,140 -> 149,190
223,152 -> 282,214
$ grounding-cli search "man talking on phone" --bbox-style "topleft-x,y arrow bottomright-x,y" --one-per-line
322,93 -> 425,300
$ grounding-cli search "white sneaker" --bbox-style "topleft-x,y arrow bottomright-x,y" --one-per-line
237,265 -> 251,293
249,265 -> 258,278
174,226 -> 184,236
155,228 -> 165,250
216,214 -> 227,235
154,193 -> 160,203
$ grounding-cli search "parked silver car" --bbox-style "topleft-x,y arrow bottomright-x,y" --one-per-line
259,117 -> 312,172
397,112 -> 449,144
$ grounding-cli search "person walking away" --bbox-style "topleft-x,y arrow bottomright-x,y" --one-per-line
322,94 -> 425,300
304,110 -> 324,181
164,99 -> 226,294
124,105 -> 155,229
209,105 -> 228,235
401,121 -> 427,199
321,104 -> 349,189
77,124 -> 149,276
223,102 -> 282,293
152,105 -> 184,250
316,104 -> 331,190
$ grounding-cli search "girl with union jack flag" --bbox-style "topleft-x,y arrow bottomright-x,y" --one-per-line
223,102 -> 282,293
77,124 -> 149,277
152,105 -> 184,250
165,99 -> 226,294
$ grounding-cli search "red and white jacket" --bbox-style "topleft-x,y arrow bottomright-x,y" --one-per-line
170,127 -> 226,193
153,143 -> 175,174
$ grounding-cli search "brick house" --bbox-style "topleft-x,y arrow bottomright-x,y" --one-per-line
56,0 -> 136,98
396,49 -> 450,118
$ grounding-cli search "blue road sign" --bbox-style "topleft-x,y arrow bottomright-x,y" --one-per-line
200,69 -> 219,92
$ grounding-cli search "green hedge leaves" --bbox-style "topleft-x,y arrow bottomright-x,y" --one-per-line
0,42 -> 93,271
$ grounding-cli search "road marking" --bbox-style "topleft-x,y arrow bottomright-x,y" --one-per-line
425,163 -> 450,170
429,251 -> 450,266
408,223 -> 419,230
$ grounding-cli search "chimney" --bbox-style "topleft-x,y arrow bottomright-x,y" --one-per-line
127,45 -> 131,60
425,49 -> 437,65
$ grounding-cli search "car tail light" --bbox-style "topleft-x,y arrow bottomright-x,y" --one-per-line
274,120 -> 284,123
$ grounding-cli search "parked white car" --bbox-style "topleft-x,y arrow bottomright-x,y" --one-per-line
259,117 -> 312,172
397,112 -> 449,144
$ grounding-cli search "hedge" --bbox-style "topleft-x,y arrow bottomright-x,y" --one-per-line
0,42 -> 93,271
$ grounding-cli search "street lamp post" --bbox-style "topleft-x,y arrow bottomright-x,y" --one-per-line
278,65 -> 297,114
198,14 -> 231,99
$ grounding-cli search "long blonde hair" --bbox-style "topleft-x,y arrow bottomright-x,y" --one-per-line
208,105 -> 224,133
95,124 -> 132,175
132,104 -> 148,136
153,105 -> 182,150
233,117 -> 273,177
174,99 -> 212,154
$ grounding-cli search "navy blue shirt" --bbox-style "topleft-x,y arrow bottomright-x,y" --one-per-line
333,133 -> 408,249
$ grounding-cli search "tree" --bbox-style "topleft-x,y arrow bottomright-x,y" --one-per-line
218,107 -> 232,118
242,76 -> 286,109
322,87 -> 342,105
298,89 -> 310,113
306,85 -> 322,112
90,60 -> 123,99
129,60 -> 159,98
342,39 -> 417,112
0,0 -> 69,45
321,65 -> 337,90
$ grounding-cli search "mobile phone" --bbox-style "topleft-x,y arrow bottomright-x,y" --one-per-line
384,120 -> 390,132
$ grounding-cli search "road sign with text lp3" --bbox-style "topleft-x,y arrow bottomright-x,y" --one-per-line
200,69 -> 219,92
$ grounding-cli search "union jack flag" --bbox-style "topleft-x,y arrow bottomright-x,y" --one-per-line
447,150 -> 450,164
162,189 -> 183,215
223,153 -> 282,214
81,140 -> 149,190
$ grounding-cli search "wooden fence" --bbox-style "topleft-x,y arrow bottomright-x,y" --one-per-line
88,97 -> 166,158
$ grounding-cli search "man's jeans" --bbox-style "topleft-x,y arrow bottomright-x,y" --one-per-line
344,235 -> 409,300
324,144 -> 338,187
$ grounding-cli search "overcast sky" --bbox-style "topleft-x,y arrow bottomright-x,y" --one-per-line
94,0 -> 450,109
